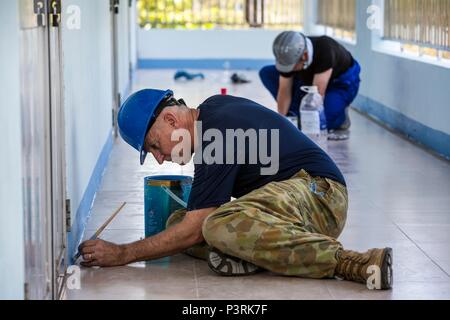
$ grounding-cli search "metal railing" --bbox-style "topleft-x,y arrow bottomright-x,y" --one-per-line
137,0 -> 304,30
317,0 -> 356,32
384,0 -> 450,51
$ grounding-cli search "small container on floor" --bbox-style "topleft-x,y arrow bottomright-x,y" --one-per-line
144,175 -> 192,238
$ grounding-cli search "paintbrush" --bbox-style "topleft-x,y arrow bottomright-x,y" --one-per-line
73,202 -> 127,262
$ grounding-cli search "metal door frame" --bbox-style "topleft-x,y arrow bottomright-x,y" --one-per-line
47,0 -> 67,300
19,0 -> 67,300
111,0 -> 120,138
19,0 -> 53,300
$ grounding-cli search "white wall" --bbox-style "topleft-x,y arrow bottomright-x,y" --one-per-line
62,0 -> 136,256
117,0 -> 132,98
0,1 -> 25,300
62,0 -> 114,225
130,0 -> 138,70
138,29 -> 281,60
358,47 -> 450,136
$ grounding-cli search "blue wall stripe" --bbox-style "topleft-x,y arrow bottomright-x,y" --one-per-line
67,129 -> 114,263
138,58 -> 275,70
353,95 -> 450,160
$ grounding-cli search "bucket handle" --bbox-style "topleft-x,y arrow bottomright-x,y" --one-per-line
161,186 -> 188,208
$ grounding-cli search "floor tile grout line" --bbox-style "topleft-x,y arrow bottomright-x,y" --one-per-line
392,221 -> 450,278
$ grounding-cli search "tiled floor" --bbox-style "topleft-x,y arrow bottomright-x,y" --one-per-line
67,69 -> 450,300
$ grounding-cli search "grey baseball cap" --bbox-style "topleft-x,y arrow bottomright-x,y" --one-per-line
273,31 -> 307,73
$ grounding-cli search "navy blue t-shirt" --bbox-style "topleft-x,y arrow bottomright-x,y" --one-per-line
187,95 -> 345,211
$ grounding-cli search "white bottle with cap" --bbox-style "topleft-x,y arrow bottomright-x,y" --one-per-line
299,86 -> 328,150
286,115 -> 299,129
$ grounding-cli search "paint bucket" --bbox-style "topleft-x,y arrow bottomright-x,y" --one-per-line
144,175 -> 193,238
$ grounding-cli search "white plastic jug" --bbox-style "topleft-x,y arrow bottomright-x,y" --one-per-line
299,86 -> 328,149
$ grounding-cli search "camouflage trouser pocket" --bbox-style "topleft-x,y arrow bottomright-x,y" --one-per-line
287,170 -> 348,239
310,177 -> 348,238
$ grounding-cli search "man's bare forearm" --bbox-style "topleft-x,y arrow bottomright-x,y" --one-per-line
122,221 -> 203,263
313,68 -> 333,97
277,76 -> 293,116
78,208 -> 216,268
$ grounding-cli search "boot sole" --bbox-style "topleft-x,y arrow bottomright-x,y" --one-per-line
380,247 -> 394,290
207,249 -> 262,277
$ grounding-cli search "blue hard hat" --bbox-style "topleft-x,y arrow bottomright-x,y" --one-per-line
118,89 -> 173,165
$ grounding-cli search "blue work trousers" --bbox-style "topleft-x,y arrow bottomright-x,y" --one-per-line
259,60 -> 361,130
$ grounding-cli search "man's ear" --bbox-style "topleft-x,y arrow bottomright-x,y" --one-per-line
163,111 -> 178,129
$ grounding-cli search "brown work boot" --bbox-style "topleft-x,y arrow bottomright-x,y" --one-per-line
335,248 -> 393,290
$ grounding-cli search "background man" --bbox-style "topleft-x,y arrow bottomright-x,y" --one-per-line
260,31 -> 361,140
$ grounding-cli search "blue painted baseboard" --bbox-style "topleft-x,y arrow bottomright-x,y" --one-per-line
353,95 -> 450,160
67,130 -> 114,263
138,58 -> 275,70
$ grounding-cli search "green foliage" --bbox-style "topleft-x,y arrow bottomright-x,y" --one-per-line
137,0 -> 304,30
137,0 -> 246,30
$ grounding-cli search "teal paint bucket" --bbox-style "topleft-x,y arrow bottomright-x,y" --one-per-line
144,175 -> 193,238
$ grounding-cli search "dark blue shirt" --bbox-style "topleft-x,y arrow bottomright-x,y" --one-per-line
187,95 -> 346,211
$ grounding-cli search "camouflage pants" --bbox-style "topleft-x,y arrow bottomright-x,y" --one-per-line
166,169 -> 348,279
